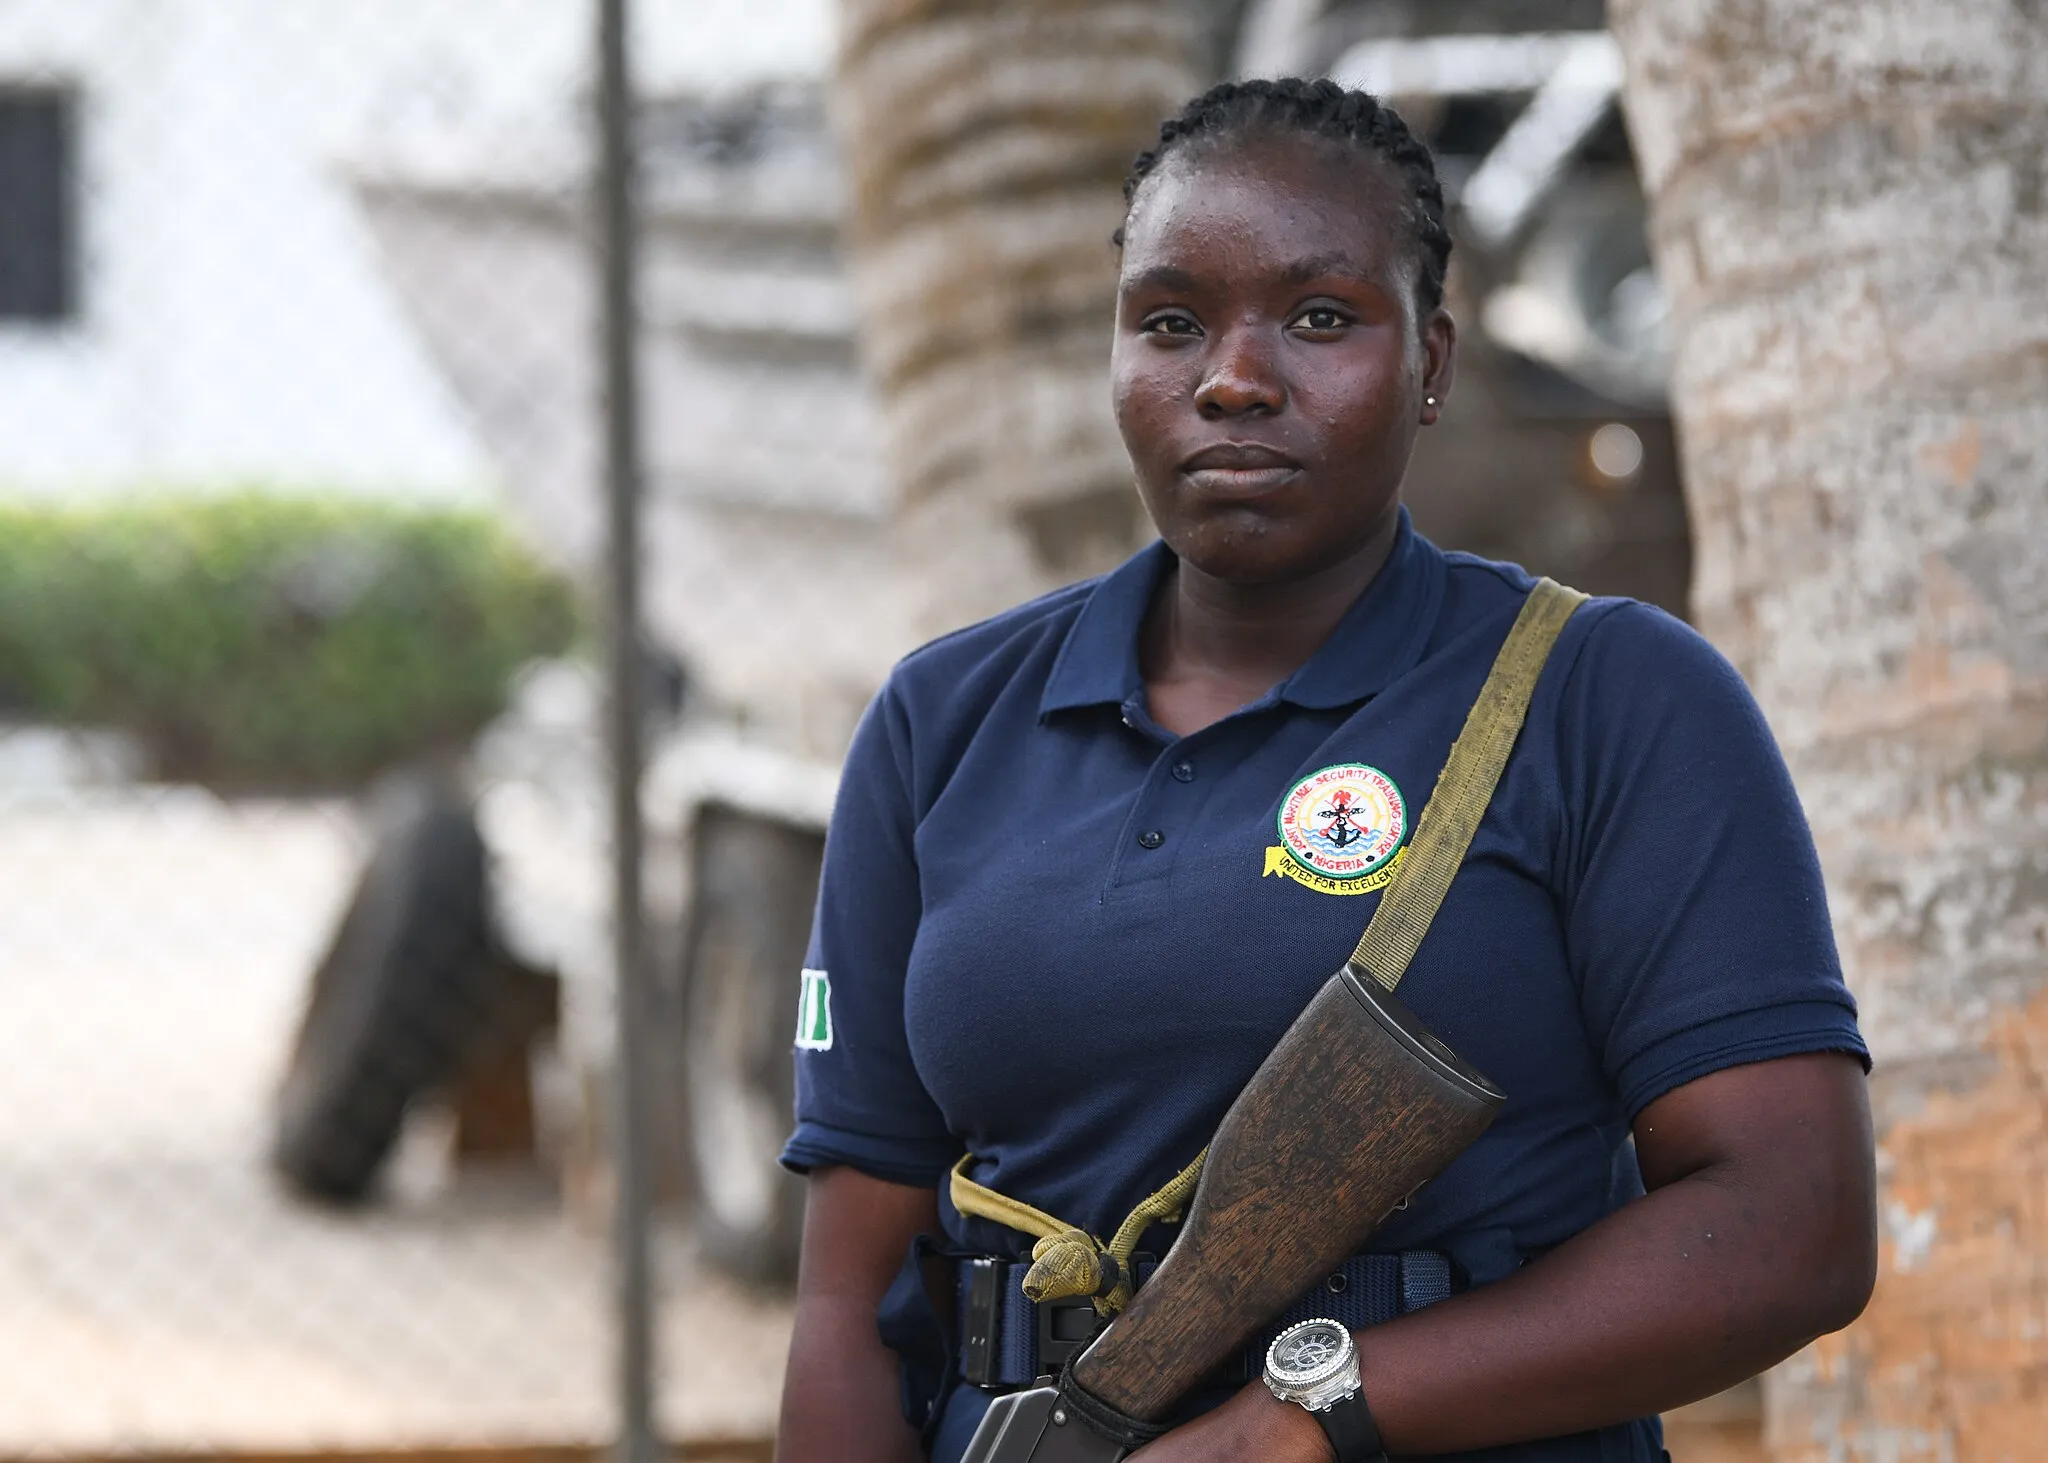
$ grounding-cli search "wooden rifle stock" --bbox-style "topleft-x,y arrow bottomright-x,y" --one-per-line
1077,962 -> 1501,1419
962,967 -> 1504,1462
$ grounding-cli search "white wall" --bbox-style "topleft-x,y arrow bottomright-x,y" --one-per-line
0,0 -> 831,499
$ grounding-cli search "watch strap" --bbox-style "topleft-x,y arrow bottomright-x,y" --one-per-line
1310,1386 -> 1389,1463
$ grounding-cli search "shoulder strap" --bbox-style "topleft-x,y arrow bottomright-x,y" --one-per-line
1349,577 -> 1586,992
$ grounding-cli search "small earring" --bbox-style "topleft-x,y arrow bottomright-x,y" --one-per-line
1425,395 -> 1439,408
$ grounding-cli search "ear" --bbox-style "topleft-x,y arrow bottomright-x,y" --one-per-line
1419,308 -> 1457,426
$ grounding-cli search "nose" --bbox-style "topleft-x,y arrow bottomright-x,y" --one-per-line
1194,325 -> 1284,418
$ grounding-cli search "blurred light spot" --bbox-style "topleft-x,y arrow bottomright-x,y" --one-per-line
1589,422 -> 1643,482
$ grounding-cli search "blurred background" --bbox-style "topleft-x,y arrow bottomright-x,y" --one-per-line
0,2 -> 2038,1462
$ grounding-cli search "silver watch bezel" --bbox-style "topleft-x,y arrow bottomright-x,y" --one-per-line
1262,1318 -> 1361,1412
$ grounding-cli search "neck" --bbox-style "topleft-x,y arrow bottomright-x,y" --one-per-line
1144,511 -> 1404,698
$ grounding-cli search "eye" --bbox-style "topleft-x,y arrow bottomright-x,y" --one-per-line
1290,306 -> 1351,334
1139,311 -> 1201,338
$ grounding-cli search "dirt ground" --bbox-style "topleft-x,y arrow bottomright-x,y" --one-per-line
0,770 -> 791,1456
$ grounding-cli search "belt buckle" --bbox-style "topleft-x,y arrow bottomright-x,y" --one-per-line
1035,1293 -> 1100,1376
960,1258 -> 1002,1387
1035,1249 -> 1153,1376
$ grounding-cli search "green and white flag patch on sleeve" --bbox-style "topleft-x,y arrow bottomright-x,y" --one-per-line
795,968 -> 833,1051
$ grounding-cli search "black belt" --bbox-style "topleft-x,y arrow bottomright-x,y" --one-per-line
956,1249 -> 1454,1389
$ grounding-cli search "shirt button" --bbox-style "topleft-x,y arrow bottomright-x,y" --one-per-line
1137,829 -> 1165,850
1170,761 -> 1195,783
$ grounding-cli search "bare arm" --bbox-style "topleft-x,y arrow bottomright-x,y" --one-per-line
1137,1051 -> 1876,1459
775,1165 -> 940,1463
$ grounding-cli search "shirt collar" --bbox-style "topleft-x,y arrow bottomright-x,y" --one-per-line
1039,507 -> 1447,719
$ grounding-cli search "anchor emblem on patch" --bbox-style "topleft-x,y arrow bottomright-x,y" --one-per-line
1264,762 -> 1408,897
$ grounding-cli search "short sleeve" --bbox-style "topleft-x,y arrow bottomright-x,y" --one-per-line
779,682 -> 960,1187
1557,604 -> 1869,1119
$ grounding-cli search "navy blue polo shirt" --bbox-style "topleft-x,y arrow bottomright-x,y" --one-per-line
783,512 -> 1865,1458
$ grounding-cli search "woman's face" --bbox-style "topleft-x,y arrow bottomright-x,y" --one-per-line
1111,132 -> 1455,588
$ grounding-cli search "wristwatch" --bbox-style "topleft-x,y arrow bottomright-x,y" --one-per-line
1262,1318 -> 1389,1463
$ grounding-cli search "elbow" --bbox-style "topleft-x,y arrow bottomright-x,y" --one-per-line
1800,1080 -> 1880,1339
1771,1114 -> 1880,1341
1737,1162 -> 1877,1348
1818,1223 -> 1878,1335
1803,1244 -> 1875,1339
1736,1223 -> 1872,1369
1787,1201 -> 1878,1341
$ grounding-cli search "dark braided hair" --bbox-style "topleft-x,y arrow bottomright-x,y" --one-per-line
1116,78 -> 1453,314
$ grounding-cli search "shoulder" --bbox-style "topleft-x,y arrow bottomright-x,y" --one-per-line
881,575 -> 1098,720
855,574 -> 1103,807
1554,599 -> 1764,742
1430,545 -> 1746,712
1514,594 -> 1801,856
892,575 -> 1098,685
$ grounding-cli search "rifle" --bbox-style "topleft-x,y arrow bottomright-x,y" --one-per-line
960,961 -> 1503,1462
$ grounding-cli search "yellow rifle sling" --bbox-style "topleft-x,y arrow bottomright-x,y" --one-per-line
1351,576 -> 1586,990
948,577 -> 1587,1312
950,1149 -> 1206,1317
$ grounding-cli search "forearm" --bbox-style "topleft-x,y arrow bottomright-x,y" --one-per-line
1340,1158 -> 1856,1454
774,1166 -> 940,1463
776,1293 -> 923,1463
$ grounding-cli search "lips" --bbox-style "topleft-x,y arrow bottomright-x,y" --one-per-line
1181,443 -> 1299,471
1179,442 -> 1302,495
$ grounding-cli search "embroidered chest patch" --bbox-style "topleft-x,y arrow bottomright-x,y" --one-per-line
1267,762 -> 1408,896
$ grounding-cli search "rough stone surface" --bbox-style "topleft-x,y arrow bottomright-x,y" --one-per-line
1768,984 -> 2048,1462
1611,1 -> 2048,1456
834,0 -> 1202,513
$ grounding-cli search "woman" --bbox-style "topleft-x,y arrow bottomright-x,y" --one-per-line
776,79 -> 1875,1462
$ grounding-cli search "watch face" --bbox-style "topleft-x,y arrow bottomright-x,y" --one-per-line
1267,1319 -> 1352,1390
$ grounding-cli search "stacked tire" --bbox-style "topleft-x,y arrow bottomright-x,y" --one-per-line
270,771 -> 496,1202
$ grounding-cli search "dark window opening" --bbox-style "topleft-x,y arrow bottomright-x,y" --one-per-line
0,89 -> 75,323
1577,105 -> 1636,168
1427,93 -> 1526,160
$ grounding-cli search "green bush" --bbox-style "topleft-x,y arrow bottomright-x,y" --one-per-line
0,493 -> 581,790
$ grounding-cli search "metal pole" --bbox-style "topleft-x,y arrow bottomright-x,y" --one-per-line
596,2 -> 657,1460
